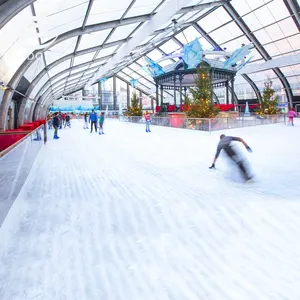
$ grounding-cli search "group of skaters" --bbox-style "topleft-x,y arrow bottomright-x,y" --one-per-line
83,110 -> 105,135
47,112 -> 71,139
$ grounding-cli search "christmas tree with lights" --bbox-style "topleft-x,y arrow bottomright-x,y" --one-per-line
127,90 -> 142,116
256,80 -> 280,115
185,62 -> 219,118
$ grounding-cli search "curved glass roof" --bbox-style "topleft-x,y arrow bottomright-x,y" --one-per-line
0,0 -> 299,113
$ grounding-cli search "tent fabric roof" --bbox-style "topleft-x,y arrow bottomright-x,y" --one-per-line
0,0 -> 299,113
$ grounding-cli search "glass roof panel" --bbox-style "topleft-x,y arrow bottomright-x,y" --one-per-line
51,72 -> 68,85
159,59 -> 175,67
73,52 -> 96,66
231,0 -> 254,16
199,38 -> 213,51
127,63 -> 140,71
89,61 -> 105,69
48,59 -> 71,77
70,65 -> 89,75
78,29 -> 111,51
35,1 -> 89,43
210,22 -> 244,44
264,38 -> 295,56
234,75 -> 256,99
283,65 -> 300,76
96,45 -> 118,59
39,82 -> 51,95
287,76 -> 300,92
221,35 -> 250,51
125,0 -> 162,18
159,39 -> 180,55
30,73 -> 50,98
52,78 -> 67,89
276,17 -> 299,36
247,69 -> 281,91
179,26 -> 201,44
266,0 -> 290,20
24,58 -> 46,82
0,7 -> 38,82
118,72 -> 131,81
45,37 -> 77,65
108,23 -> 140,43
254,28 -> 273,44
86,0 -> 132,26
68,72 -> 84,80
197,7 -> 232,33
147,49 -> 164,61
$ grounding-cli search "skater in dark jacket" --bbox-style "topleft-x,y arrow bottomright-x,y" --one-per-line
209,134 -> 252,181
52,112 -> 60,139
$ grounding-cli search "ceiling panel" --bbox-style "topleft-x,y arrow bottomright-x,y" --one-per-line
51,72 -> 69,85
96,45 -> 118,59
78,29 -> 112,51
45,37 -> 77,65
73,52 -> 96,66
30,73 -> 50,98
125,0 -> 161,18
34,0 -> 89,42
108,23 -> 140,43
86,0 -> 132,25
197,7 -> 232,33
48,59 -> 71,78
24,57 -> 46,82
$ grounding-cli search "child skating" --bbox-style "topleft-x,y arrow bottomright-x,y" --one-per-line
99,112 -> 105,135
144,111 -> 151,132
287,108 -> 298,126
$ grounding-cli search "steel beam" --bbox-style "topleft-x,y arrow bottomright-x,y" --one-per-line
223,1 -> 293,106
179,0 -> 224,14
0,0 -> 34,30
239,52 -> 300,75
283,0 -> 300,31
87,0 -> 195,86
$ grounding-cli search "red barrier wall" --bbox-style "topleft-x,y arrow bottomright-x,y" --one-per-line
0,134 -> 27,152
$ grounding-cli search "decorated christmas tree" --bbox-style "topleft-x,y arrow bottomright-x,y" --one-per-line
256,80 -> 280,115
185,62 -> 219,118
127,90 -> 142,116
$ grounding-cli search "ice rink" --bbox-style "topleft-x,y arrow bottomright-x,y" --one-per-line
0,118 -> 300,300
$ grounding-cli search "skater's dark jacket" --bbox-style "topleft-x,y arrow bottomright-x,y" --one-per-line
215,136 -> 240,158
52,116 -> 60,127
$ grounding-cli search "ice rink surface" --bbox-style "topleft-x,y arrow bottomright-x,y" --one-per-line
0,119 -> 300,300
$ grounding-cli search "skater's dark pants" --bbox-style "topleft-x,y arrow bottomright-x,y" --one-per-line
91,121 -> 97,132
224,146 -> 249,179
53,125 -> 58,136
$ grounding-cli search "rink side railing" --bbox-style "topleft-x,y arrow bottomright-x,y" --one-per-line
119,114 -> 287,133
0,124 -> 46,227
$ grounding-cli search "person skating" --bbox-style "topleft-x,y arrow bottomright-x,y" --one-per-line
98,112 -> 105,135
52,112 -> 60,139
83,112 -> 89,129
287,108 -> 298,126
145,111 -> 151,132
209,134 -> 253,181
89,110 -> 98,133
64,114 -> 71,128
